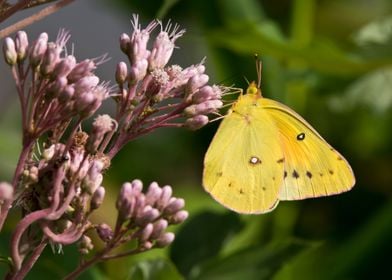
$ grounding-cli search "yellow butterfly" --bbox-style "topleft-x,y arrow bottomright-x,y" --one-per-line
203,64 -> 355,214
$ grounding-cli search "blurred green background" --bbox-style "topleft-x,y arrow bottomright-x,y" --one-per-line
1,0 -> 392,279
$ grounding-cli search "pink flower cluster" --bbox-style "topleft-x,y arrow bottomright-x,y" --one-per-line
110,15 -> 223,157
3,30 -> 110,144
0,14 -> 223,279
99,180 -> 190,250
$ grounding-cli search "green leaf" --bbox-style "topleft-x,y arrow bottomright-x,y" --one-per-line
207,20 -> 392,76
127,258 -> 183,280
193,239 -> 311,280
170,211 -> 243,277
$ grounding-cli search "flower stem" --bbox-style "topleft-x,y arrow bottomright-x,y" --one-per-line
63,249 -> 109,280
11,239 -> 48,280
0,0 -> 76,39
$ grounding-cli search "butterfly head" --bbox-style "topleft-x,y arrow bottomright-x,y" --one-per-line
244,55 -> 263,97
246,81 -> 262,97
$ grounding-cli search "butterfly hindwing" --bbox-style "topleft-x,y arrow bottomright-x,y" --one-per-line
203,95 -> 284,214
260,98 -> 355,200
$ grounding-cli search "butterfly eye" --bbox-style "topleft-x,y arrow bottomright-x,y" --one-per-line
296,133 -> 305,141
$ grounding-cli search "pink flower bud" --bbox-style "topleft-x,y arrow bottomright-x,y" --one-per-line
187,74 -> 209,95
116,182 -> 135,219
120,33 -> 131,54
148,32 -> 174,69
170,210 -> 189,224
41,42 -> 61,76
79,85 -> 109,117
150,219 -> 168,239
135,206 -> 160,226
129,59 -> 148,82
134,195 -> 146,216
116,61 -> 128,84
192,85 -> 221,103
67,59 -> 96,83
196,64 -> 205,74
59,85 -> 75,102
129,15 -> 156,62
74,76 -> 100,96
156,185 -> 172,209
3,37 -> 17,65
184,115 -> 209,130
15,31 -> 28,62
75,92 -> 94,113
91,186 -> 105,210
131,179 -> 143,194
96,223 -> 113,242
130,30 -> 151,63
164,198 -> 185,215
184,100 -> 223,117
138,223 -> 154,242
155,232 -> 175,248
145,182 -> 162,206
29,32 -> 48,68
47,77 -> 67,97
53,55 -> 76,78
0,182 -> 13,203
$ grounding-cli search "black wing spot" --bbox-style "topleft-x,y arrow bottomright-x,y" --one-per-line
262,187 -> 266,191
319,172 -> 324,177
329,170 -> 334,175
277,158 -> 285,164
292,170 -> 300,178
306,171 -> 313,178
296,133 -> 305,141
272,176 -> 276,181
239,189 -> 244,194
249,156 -> 262,165
284,171 -> 287,178
228,182 -> 232,187
337,156 -> 343,161
216,172 -> 223,177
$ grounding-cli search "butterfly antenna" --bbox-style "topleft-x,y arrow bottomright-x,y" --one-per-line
254,54 -> 262,89
243,76 -> 250,85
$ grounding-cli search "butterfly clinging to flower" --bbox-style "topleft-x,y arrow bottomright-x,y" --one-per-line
203,59 -> 355,214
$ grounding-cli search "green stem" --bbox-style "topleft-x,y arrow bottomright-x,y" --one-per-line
286,0 -> 316,111
290,0 -> 315,48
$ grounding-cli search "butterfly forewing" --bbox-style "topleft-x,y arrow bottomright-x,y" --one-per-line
260,98 -> 355,200
203,95 -> 284,213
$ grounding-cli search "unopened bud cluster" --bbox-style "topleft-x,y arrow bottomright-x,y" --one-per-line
113,180 -> 188,250
3,30 -> 110,141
